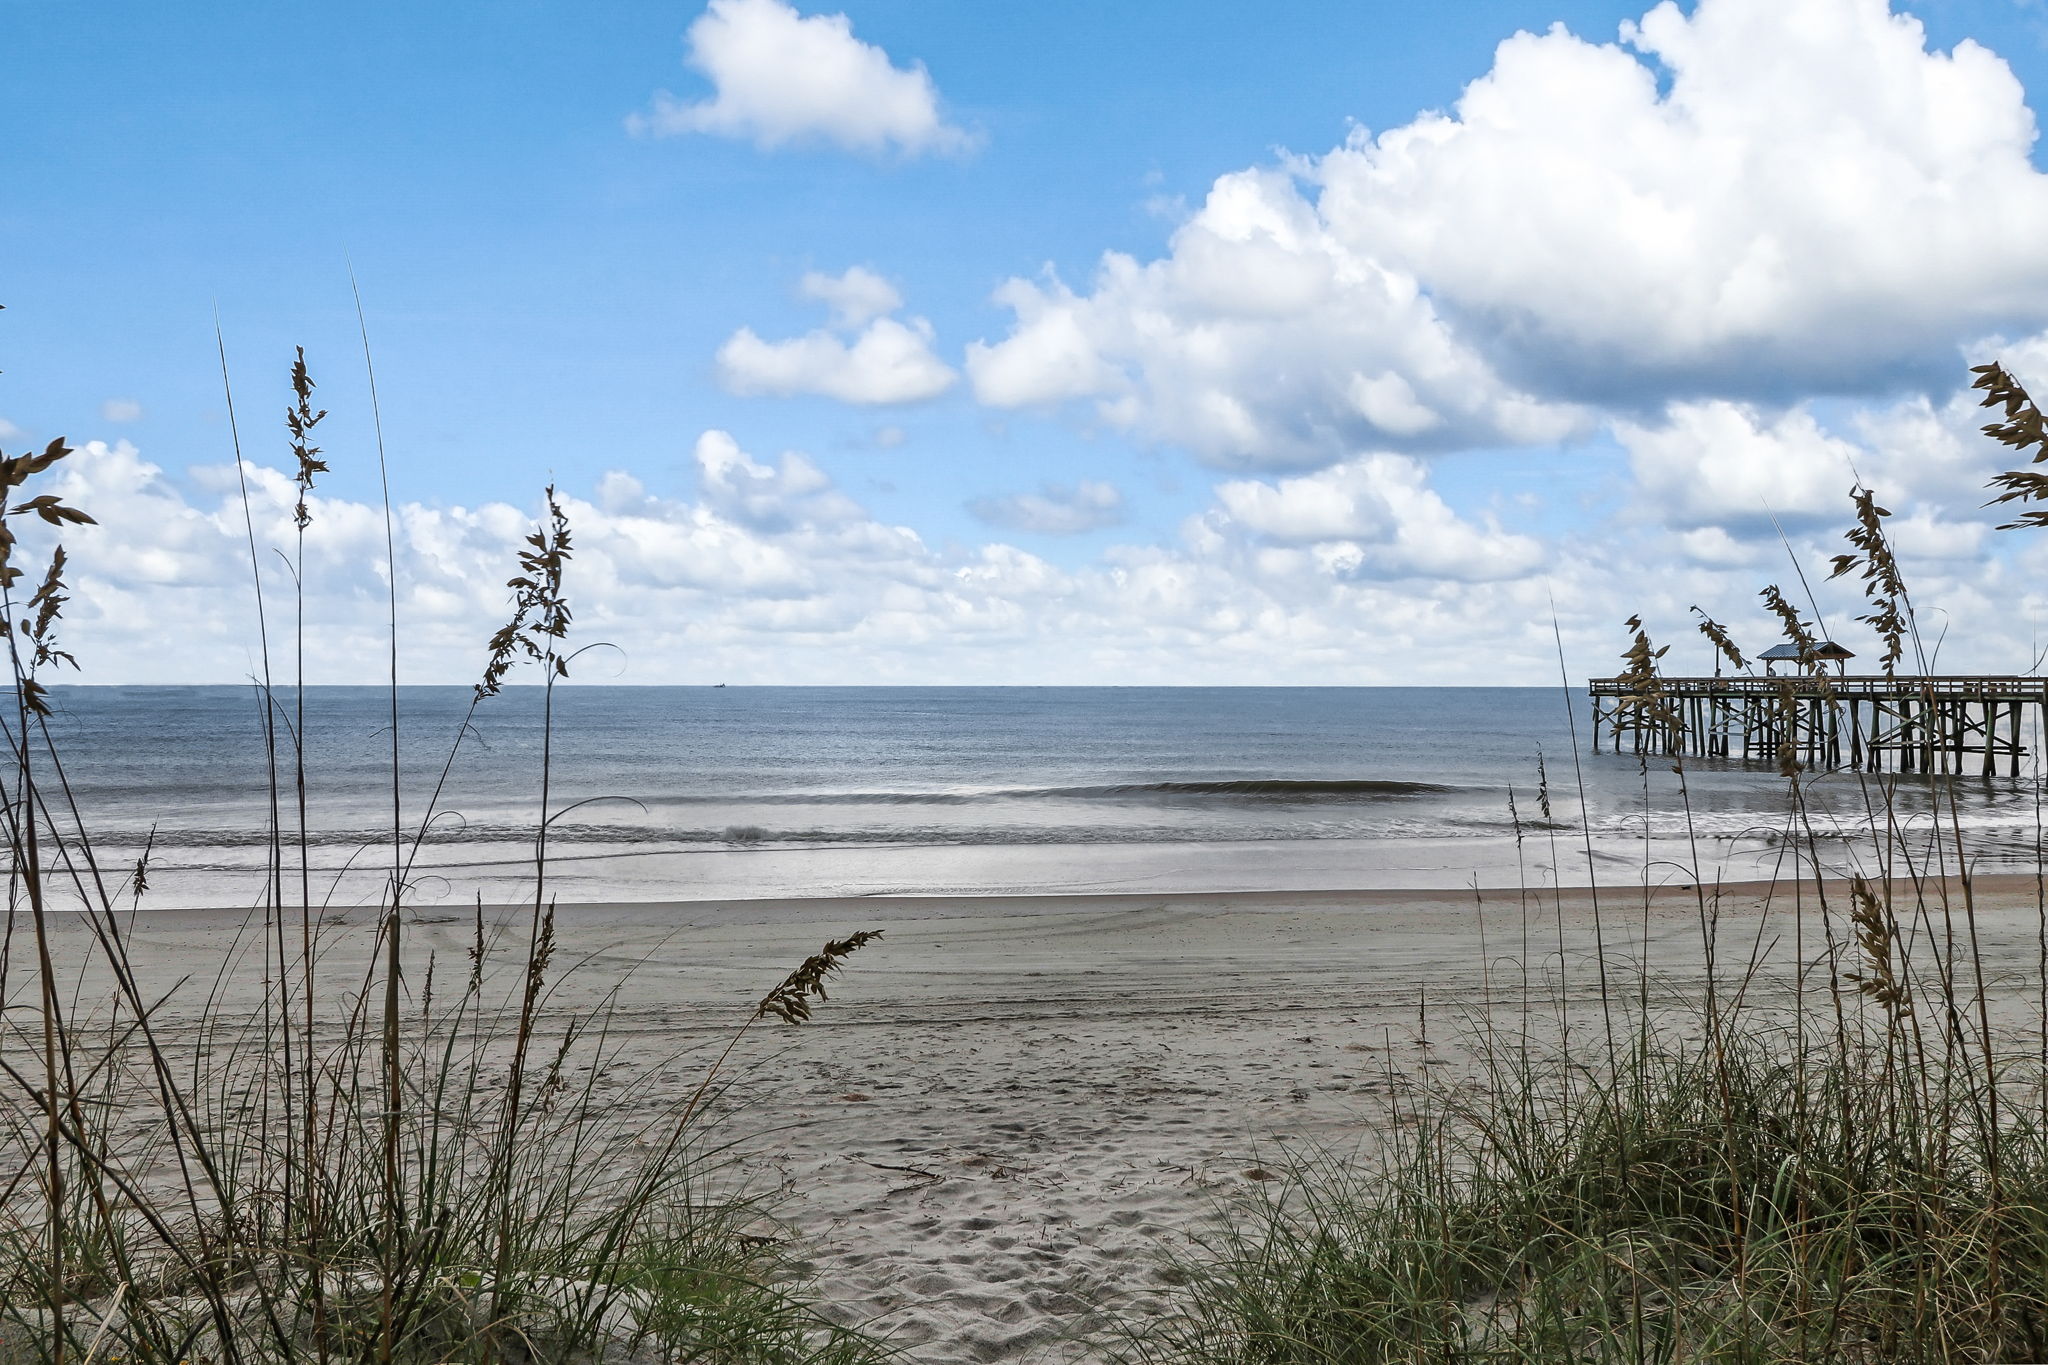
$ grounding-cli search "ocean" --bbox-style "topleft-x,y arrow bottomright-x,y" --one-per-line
30,684 -> 2048,910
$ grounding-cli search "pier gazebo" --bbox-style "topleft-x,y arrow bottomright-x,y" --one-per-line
1759,641 -> 1854,674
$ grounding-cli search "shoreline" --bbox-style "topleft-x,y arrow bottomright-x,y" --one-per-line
73,787 -> 2048,908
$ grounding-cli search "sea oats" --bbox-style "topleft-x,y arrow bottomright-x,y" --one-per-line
756,931 -> 886,1026
477,487 -> 574,701
1827,485 -> 1911,674
1975,361 -> 2048,529
1690,604 -> 1747,675
285,346 -> 327,531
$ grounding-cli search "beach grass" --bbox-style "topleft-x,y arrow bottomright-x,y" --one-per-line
1113,364 -> 2048,1364
1118,859 -> 2048,1352
0,347 -> 891,1363
1119,1006 -> 2048,1363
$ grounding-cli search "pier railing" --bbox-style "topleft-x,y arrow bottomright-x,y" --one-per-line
1586,674 -> 2047,774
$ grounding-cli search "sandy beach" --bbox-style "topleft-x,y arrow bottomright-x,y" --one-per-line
23,873 -> 2046,1362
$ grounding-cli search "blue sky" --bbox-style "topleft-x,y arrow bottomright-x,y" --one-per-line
9,0 -> 2048,684
8,0 -> 1668,535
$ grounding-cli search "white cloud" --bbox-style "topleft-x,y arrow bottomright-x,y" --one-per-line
100,399 -> 142,423
965,177 -> 1581,466
968,481 -> 1126,535
964,275 -> 1122,410
717,316 -> 955,403
800,266 -> 902,329
1321,0 -> 2048,395
969,0 -> 2048,466
1617,401 -> 1862,532
1207,455 -> 1543,581
630,0 -> 973,156
45,0 -> 2048,685
717,268 -> 956,404
1615,354 -> 2014,560
23,434 -> 949,683
1349,372 -> 1441,437
692,429 -> 866,530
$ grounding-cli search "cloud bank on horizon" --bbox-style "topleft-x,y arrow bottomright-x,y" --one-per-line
30,0 -> 2048,685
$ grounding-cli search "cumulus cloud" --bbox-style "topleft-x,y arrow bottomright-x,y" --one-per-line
58,0 -> 2048,684
24,434 -> 947,683
965,182 -> 1581,467
1206,455 -> 1543,581
717,267 -> 956,403
629,0 -> 973,156
1615,352 -> 2013,563
967,481 -> 1126,535
1327,0 -> 2048,395
1617,402 -> 1863,532
717,317 -> 955,403
969,0 -> 2048,466
692,429 -> 866,531
800,266 -> 901,328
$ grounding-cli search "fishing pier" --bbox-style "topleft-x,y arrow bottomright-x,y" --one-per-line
1587,674 -> 2048,776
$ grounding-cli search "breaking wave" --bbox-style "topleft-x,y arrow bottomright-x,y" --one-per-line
643,778 -> 1463,807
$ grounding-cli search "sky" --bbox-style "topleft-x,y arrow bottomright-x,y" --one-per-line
9,0 -> 2048,685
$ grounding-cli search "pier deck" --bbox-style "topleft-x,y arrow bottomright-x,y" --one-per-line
1586,675 -> 2047,775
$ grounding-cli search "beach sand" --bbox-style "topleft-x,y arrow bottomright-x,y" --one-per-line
30,875 -> 2048,1362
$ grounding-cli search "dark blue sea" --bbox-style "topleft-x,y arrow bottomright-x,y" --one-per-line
31,685 -> 2047,910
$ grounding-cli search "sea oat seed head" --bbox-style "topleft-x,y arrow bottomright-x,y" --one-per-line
756,930 -> 884,1025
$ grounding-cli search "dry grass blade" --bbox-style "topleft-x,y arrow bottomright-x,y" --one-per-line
77,1283 -> 126,1365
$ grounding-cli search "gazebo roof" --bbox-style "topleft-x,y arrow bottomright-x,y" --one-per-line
1759,641 -> 1855,661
